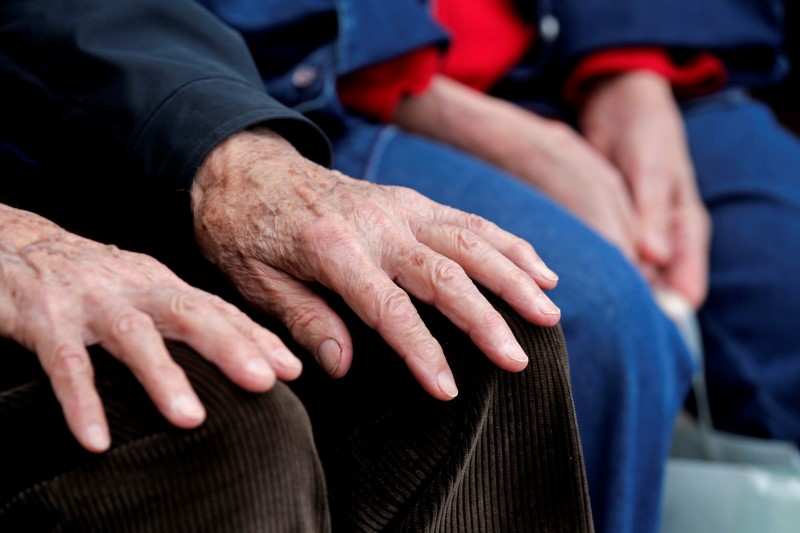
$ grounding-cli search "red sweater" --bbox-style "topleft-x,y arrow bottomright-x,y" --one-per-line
337,0 -> 727,122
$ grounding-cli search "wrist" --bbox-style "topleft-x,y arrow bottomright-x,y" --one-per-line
580,71 -> 675,149
193,127 -> 298,194
395,76 -> 536,172
582,71 -> 673,116
0,205 -> 64,251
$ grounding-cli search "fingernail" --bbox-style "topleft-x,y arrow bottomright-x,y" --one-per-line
536,294 -> 561,316
437,371 -> 459,398
275,349 -> 303,372
504,339 -> 529,363
171,394 -> 205,422
84,423 -> 110,451
316,339 -> 341,376
538,261 -> 559,282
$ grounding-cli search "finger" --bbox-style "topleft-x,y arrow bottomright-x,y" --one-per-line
392,187 -> 560,289
143,289 -> 279,392
321,247 -> 459,401
233,262 -> 354,379
414,220 -> 560,327
663,203 -> 711,309
638,260 -> 664,289
203,293 -> 304,381
387,240 -> 533,373
628,164 -> 674,266
95,306 -> 208,429
607,187 -> 641,261
36,335 -> 110,453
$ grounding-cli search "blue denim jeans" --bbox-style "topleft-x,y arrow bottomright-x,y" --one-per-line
686,92 -> 800,443
332,119 -> 695,533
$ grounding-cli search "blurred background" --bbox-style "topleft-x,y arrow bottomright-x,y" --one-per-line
755,1 -> 800,135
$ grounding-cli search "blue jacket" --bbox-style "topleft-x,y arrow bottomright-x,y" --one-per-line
198,0 -> 788,126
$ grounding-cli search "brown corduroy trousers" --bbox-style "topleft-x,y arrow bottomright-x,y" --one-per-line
0,291 -> 593,532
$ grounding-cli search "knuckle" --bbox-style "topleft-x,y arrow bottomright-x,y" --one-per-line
463,213 -> 493,234
355,203 -> 394,231
225,308 -> 254,332
480,307 -> 507,331
50,344 -> 91,378
507,239 -> 536,259
246,321 -> 280,346
505,267 -> 534,290
453,228 -> 483,255
409,339 -> 443,365
286,305 -> 324,339
169,291 -> 206,315
229,315 -> 255,338
205,293 -> 239,315
431,258 -> 467,287
376,289 -> 416,327
111,309 -> 154,337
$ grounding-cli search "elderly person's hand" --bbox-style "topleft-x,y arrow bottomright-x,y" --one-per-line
580,71 -> 711,308
0,204 -> 302,453
191,128 -> 561,401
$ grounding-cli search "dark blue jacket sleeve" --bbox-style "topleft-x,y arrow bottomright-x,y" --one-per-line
516,0 -> 787,90
0,0 -> 331,189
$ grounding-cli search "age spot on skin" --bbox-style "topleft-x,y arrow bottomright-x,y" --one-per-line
410,251 -> 426,267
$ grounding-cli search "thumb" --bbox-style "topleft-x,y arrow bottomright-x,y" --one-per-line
663,201 -> 711,309
629,165 -> 674,267
236,263 -> 354,379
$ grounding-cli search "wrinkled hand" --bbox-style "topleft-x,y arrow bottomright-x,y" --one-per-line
0,204 -> 302,453
394,76 -> 639,260
191,128 -> 561,401
580,71 -> 711,307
